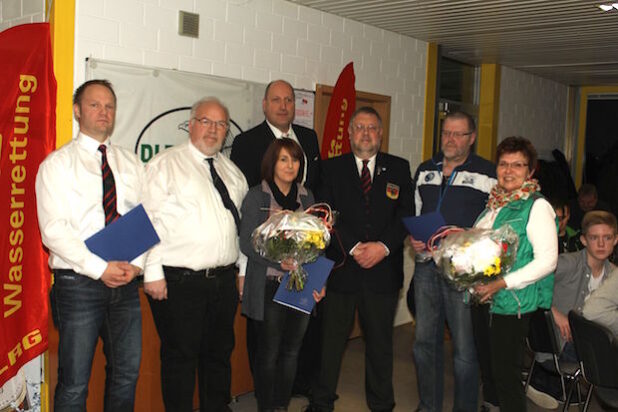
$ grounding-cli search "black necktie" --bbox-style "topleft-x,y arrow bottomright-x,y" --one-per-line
206,158 -> 240,234
98,145 -> 120,226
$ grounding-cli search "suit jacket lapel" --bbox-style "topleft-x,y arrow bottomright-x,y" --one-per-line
371,152 -> 388,202
261,121 -> 276,144
345,153 -> 363,194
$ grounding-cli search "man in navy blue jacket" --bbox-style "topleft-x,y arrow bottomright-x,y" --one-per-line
409,112 -> 496,412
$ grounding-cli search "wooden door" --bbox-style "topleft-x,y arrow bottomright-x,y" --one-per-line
314,85 -> 392,154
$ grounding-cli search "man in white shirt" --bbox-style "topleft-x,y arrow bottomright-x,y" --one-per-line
36,80 -> 145,411
143,97 -> 248,411
230,79 -> 320,193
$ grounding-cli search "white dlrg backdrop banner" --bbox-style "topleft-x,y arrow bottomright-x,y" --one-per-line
87,59 -> 266,162
87,59 -> 314,163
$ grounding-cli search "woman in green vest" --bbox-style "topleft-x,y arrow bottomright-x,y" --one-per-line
472,136 -> 558,412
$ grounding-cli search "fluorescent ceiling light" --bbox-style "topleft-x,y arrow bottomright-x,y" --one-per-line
599,4 -> 613,11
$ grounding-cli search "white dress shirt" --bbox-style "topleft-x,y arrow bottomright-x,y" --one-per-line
475,198 -> 558,290
35,132 -> 147,280
354,154 -> 377,180
143,140 -> 249,282
266,120 -> 308,185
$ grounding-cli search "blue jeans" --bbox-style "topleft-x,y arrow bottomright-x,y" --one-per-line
255,279 -> 310,411
412,262 -> 479,412
51,270 -> 141,412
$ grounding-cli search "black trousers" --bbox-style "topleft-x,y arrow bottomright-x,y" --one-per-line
255,280 -> 310,411
311,288 -> 398,412
292,302 -> 323,396
471,303 -> 499,406
476,311 -> 531,412
148,267 -> 238,412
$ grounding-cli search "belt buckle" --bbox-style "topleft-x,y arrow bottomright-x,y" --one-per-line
204,268 -> 216,279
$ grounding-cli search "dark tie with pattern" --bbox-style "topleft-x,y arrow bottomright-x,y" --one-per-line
361,159 -> 372,199
98,145 -> 120,226
206,158 -> 241,234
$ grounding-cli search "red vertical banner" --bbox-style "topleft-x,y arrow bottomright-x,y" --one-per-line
0,23 -> 56,387
320,62 -> 356,159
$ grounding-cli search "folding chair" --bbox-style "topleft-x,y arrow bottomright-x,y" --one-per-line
524,308 -> 582,408
567,311 -> 618,411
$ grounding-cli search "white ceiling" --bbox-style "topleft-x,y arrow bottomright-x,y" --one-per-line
289,0 -> 618,86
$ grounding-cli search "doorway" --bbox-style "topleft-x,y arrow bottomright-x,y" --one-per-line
583,97 -> 618,218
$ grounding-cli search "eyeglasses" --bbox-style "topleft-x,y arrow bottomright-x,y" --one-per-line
497,161 -> 529,170
352,124 -> 379,133
440,130 -> 473,138
193,117 -> 229,131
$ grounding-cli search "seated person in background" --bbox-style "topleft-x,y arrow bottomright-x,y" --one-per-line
582,269 -> 618,409
526,211 -> 618,409
550,197 -> 582,254
569,183 -> 611,230
583,266 -> 618,336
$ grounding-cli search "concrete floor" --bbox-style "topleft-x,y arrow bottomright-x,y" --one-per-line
229,323 -> 607,411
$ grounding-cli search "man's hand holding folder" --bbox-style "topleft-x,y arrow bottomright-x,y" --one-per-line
101,262 -> 142,288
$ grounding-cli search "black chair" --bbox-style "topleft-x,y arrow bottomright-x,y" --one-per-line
567,311 -> 618,411
524,308 -> 582,408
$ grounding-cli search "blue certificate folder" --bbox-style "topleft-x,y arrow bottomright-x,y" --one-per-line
85,204 -> 160,262
403,211 -> 446,243
273,256 -> 335,314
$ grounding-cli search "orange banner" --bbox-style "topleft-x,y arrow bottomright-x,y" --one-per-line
0,23 -> 56,387
320,62 -> 356,159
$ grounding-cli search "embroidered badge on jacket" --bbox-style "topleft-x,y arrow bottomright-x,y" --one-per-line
386,182 -> 400,199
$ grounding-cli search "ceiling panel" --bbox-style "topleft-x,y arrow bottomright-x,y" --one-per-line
290,0 -> 618,85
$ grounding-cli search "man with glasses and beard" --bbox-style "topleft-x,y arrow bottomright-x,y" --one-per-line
143,97 -> 248,411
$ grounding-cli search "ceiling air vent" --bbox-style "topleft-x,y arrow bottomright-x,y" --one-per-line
178,11 -> 199,38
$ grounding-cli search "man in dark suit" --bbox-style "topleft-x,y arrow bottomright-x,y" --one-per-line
306,107 -> 413,412
230,79 -> 320,193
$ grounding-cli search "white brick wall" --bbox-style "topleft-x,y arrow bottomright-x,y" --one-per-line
498,66 -> 568,159
73,0 -> 427,167
0,0 -> 45,31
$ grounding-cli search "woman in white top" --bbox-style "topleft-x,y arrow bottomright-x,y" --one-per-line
471,136 -> 558,412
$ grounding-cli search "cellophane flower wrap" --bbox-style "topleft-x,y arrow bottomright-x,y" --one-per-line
431,224 -> 519,291
252,204 -> 332,291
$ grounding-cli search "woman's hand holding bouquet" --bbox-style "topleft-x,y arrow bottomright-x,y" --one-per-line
430,224 -> 518,300
252,203 -> 333,291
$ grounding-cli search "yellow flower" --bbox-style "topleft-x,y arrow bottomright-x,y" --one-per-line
304,231 -> 326,249
494,257 -> 501,274
483,257 -> 502,277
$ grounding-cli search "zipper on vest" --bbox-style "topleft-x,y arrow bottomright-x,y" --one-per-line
510,290 -> 522,319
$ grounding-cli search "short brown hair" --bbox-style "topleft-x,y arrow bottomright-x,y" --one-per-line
578,183 -> 598,199
73,79 -> 116,106
444,111 -> 476,132
260,138 -> 305,184
581,210 -> 617,235
496,136 -> 538,173
349,106 -> 382,128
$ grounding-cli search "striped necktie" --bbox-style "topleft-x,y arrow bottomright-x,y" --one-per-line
98,145 -> 120,225
361,159 -> 372,198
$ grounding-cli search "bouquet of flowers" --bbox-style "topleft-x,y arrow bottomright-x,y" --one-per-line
430,224 -> 519,292
252,203 -> 333,291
